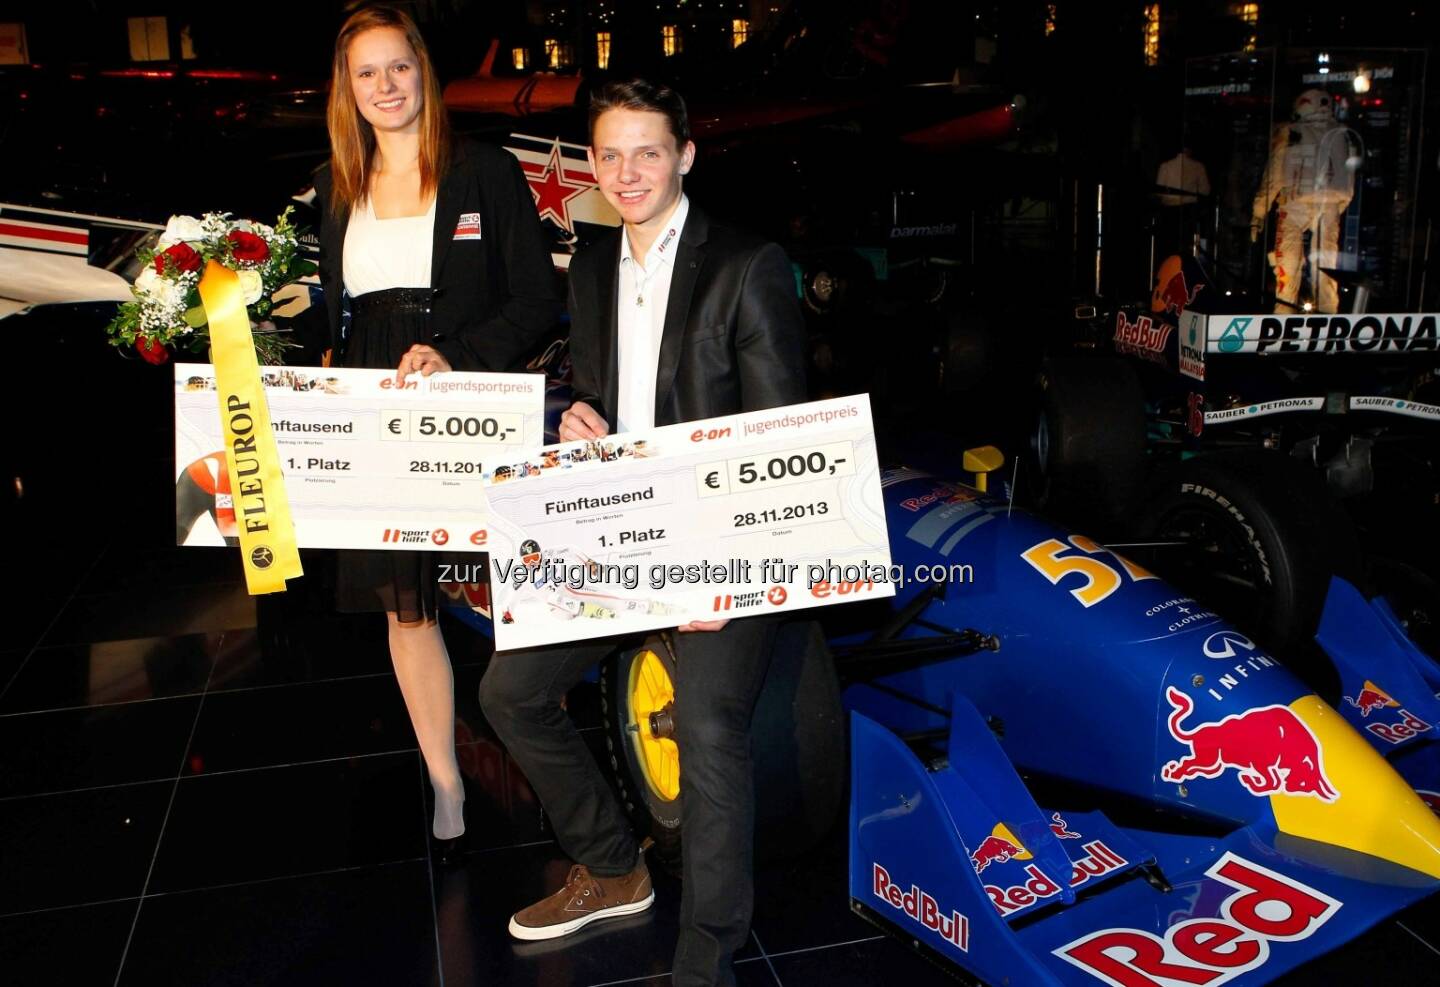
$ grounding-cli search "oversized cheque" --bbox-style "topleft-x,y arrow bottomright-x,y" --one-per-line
174,364 -> 543,550
483,396 -> 893,650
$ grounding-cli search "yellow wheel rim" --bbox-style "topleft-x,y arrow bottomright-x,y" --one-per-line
627,648 -> 680,801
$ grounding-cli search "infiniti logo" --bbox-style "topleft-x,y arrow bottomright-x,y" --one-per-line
1203,629 -> 1256,659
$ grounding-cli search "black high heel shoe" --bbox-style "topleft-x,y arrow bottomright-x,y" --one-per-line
432,830 -> 468,868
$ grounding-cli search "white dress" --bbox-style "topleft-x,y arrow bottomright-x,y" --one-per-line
342,195 -> 436,296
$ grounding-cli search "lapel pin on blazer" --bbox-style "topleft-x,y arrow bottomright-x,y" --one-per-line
453,212 -> 482,241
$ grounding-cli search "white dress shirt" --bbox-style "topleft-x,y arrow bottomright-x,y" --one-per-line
615,195 -> 689,433
342,195 -> 436,296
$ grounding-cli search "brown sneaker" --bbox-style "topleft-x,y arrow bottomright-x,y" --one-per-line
508,857 -> 654,941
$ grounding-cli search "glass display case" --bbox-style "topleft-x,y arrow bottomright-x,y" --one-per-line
1176,47 -> 1427,313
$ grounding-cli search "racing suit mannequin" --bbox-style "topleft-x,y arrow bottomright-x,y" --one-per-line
1251,89 -> 1361,313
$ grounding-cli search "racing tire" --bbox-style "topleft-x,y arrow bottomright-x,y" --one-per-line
1137,451 -> 1360,691
1027,356 -> 1146,529
600,621 -> 846,875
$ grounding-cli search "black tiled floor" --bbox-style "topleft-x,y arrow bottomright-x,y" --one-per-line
119,861 -> 440,987
45,584 -> 256,645
766,936 -> 951,983
751,829 -> 873,956
184,673 -> 417,774
148,753 -> 426,894
0,899 -> 138,984
79,544 -> 240,595
0,695 -> 200,797
0,649 -> 30,696
0,780 -> 172,913
0,634 -> 220,713
207,619 -> 396,691
0,596 -> 71,652
432,841 -> 761,987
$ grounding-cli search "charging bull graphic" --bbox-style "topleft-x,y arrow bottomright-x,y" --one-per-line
1049,812 -> 1081,839
1151,256 -> 1205,316
969,835 -> 1024,874
1160,688 -> 1339,802
1344,683 -> 1398,718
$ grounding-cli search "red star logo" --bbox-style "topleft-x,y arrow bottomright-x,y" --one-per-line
527,140 -> 590,233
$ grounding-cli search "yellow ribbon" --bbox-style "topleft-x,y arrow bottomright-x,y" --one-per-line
198,260 -> 303,594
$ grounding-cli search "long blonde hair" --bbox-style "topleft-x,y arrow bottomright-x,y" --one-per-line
326,4 -> 450,216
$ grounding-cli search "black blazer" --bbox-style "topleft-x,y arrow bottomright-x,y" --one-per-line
311,138 -> 561,371
567,205 -> 807,427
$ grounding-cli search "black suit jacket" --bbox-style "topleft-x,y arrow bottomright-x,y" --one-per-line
567,205 -> 807,427
311,138 -> 561,371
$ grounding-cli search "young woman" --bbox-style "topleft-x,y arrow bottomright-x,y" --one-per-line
314,5 -> 560,861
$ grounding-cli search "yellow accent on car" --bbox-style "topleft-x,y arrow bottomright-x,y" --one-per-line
962,446 -> 1004,493
628,649 -> 680,801
992,822 -> 1033,861
1271,695 -> 1440,879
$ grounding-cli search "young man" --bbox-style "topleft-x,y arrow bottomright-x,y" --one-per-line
478,79 -> 807,986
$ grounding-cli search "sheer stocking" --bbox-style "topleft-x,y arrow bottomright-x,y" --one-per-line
387,615 -> 465,840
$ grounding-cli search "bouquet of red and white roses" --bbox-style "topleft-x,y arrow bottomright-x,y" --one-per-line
105,207 -> 317,366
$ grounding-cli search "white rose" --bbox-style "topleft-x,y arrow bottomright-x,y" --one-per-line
153,277 -> 188,310
237,269 -> 265,305
158,214 -> 206,248
134,266 -> 160,294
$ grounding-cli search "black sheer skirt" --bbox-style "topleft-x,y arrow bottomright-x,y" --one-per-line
334,288 -> 476,623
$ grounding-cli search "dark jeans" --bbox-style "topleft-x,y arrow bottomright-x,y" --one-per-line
479,618 -> 778,987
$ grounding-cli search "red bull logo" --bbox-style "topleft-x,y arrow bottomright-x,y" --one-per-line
1344,681 -> 1398,718
985,841 -> 1128,916
1113,311 -> 1174,360
1161,688 -> 1339,802
898,485 -> 966,512
871,863 -> 970,952
969,835 -> 1023,874
1049,812 -> 1081,839
1056,852 -> 1341,987
1367,709 -> 1433,746
1157,270 -> 1203,316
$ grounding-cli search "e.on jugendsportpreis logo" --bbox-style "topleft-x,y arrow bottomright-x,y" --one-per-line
1054,852 -> 1341,986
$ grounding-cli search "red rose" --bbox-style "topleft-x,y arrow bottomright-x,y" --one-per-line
135,334 -> 170,365
227,230 -> 270,262
155,242 -> 202,275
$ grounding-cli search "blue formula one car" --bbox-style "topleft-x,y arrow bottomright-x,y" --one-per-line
842,465 -> 1440,985
441,454 -> 1440,986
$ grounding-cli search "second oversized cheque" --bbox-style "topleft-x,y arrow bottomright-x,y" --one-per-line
173,365 -> 544,550
481,396 -> 894,651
